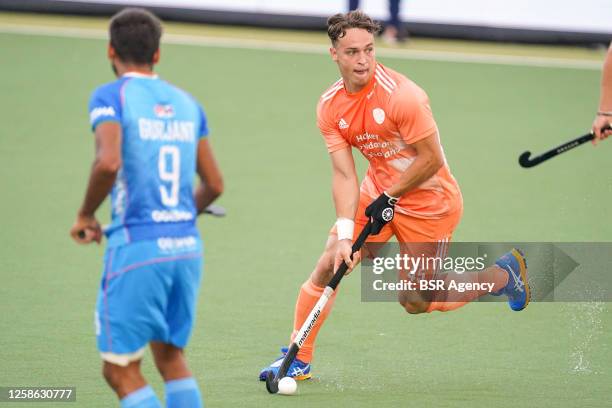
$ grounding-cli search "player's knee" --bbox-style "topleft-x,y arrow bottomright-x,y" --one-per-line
102,363 -> 124,391
311,250 -> 334,286
399,299 -> 431,314
102,361 -> 142,392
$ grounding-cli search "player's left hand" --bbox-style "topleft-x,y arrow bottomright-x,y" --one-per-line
70,214 -> 103,244
365,192 -> 398,235
591,115 -> 612,144
334,238 -> 361,275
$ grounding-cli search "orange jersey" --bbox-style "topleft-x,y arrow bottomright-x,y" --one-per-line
317,63 -> 462,219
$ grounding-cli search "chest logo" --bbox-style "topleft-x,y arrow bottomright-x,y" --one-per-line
373,108 -> 385,125
338,118 -> 349,129
154,104 -> 175,119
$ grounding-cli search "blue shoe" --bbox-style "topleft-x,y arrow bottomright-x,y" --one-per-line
258,348 -> 312,381
494,248 -> 530,311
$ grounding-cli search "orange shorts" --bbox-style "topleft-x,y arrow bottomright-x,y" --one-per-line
331,193 -> 463,244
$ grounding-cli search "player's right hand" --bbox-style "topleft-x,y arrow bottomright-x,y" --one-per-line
334,239 -> 361,275
591,115 -> 612,144
365,192 -> 397,235
70,214 -> 103,244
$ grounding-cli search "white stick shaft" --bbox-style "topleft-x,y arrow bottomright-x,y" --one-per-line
294,286 -> 334,348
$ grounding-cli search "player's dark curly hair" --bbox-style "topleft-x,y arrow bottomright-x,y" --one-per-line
109,8 -> 162,65
327,10 -> 381,46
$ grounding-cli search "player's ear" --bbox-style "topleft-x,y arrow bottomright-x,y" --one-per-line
152,49 -> 160,65
330,46 -> 338,62
107,43 -> 116,60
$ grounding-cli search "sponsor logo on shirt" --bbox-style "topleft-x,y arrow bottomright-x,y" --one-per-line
373,108 -> 385,124
90,106 -> 116,123
355,132 -> 402,159
338,118 -> 349,129
151,209 -> 194,222
154,104 -> 175,118
157,236 -> 197,251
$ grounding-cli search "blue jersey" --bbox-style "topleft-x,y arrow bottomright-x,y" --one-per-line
88,73 -> 208,247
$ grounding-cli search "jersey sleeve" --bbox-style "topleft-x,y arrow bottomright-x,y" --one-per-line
197,103 -> 209,138
88,83 -> 122,131
389,86 -> 437,145
316,100 -> 348,153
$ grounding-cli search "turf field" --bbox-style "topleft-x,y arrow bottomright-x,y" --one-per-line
0,12 -> 610,408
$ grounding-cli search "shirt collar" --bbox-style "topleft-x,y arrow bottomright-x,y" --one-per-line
123,72 -> 159,79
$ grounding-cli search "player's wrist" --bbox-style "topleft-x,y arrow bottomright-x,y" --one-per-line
383,191 -> 400,205
336,217 -> 354,241
597,110 -> 612,117
77,208 -> 95,219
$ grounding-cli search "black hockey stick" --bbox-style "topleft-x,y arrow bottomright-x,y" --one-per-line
518,126 -> 611,168
266,222 -> 373,394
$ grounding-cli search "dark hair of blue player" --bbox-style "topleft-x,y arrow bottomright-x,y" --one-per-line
109,8 -> 162,66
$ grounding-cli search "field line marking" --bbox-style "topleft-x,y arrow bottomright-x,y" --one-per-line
0,23 -> 602,70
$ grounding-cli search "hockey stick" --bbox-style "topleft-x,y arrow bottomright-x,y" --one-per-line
518,126 -> 611,168
266,222 -> 373,394
77,204 -> 226,239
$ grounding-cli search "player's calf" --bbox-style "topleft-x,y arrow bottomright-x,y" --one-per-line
150,343 -> 202,408
398,298 -> 431,314
102,361 -> 147,398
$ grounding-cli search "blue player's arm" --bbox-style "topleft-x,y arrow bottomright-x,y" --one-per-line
70,122 -> 122,244
194,138 -> 223,214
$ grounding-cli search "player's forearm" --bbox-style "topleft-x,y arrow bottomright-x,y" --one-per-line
194,183 -> 222,215
599,45 -> 612,112
78,161 -> 118,217
332,171 -> 359,219
387,152 -> 443,199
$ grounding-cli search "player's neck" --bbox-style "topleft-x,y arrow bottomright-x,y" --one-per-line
115,63 -> 155,78
344,73 -> 374,94
345,81 -> 365,94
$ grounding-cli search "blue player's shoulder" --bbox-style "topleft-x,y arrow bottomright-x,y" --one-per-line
90,77 -> 130,100
160,80 -> 201,106
89,77 -> 130,130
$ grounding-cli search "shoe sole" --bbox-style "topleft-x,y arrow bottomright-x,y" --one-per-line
510,248 -> 530,311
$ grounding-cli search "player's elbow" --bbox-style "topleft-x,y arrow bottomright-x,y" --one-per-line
95,156 -> 121,175
421,151 -> 443,174
207,176 -> 224,199
430,153 -> 444,172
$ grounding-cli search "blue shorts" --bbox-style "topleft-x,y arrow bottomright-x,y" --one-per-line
95,236 -> 203,359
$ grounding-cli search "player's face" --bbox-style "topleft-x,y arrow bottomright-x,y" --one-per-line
331,28 -> 376,93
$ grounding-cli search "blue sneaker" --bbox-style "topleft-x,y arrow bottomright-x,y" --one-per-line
494,248 -> 530,311
258,348 -> 312,381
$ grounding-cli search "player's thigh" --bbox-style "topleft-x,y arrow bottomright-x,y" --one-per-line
391,207 -> 462,243
164,249 -> 203,349
392,210 -> 461,307
96,241 -> 176,359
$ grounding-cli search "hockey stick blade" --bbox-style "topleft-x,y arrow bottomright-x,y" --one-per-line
518,132 -> 594,168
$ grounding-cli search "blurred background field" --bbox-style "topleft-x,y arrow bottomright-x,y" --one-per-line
0,8 -> 610,408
